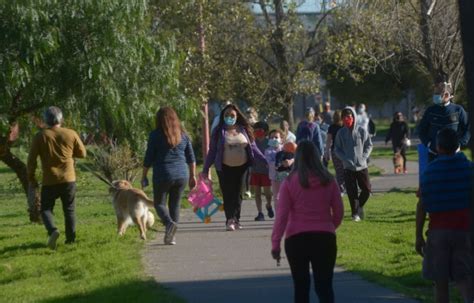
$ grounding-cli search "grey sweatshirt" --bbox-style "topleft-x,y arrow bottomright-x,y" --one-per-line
334,107 -> 373,171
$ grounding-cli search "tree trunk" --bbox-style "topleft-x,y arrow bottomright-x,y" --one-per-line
419,0 -> 435,78
0,143 -> 41,223
286,97 -> 295,130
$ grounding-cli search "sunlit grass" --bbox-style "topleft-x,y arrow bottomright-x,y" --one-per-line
0,162 -> 184,303
338,192 -> 464,303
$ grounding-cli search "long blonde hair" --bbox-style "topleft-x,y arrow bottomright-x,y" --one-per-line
155,107 -> 183,148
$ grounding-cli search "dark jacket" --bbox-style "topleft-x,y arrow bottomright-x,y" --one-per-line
418,103 -> 470,153
385,121 -> 409,148
295,120 -> 324,156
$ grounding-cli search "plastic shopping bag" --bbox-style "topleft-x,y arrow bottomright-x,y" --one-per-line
188,175 -> 214,208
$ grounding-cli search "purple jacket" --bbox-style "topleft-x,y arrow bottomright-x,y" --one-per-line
203,126 -> 267,174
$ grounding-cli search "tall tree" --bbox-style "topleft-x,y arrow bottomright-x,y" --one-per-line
0,0 -> 189,221
342,0 -> 464,91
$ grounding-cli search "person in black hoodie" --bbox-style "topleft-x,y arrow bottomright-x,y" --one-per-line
385,112 -> 409,173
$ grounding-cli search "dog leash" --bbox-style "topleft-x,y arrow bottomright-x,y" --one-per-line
78,163 -> 113,187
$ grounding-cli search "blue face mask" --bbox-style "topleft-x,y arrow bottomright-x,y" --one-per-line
433,94 -> 442,105
224,117 -> 236,126
268,138 -> 281,148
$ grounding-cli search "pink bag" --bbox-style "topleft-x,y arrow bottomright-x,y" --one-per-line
188,175 -> 214,208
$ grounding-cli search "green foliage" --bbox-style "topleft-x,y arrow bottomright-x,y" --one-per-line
325,64 -> 433,107
0,0 -> 198,151
0,162 -> 183,303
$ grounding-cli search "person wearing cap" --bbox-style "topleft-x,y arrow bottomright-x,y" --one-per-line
334,107 -> 373,221
295,107 -> 324,156
27,106 -> 87,249
417,76 -> 470,162
415,128 -> 473,303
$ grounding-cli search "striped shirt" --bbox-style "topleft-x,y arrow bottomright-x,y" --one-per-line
420,152 -> 472,213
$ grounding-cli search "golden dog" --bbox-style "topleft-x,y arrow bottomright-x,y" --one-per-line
109,180 -> 155,240
393,152 -> 403,174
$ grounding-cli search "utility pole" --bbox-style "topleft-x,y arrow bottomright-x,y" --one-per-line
199,1 -> 210,160
457,0 -> 474,292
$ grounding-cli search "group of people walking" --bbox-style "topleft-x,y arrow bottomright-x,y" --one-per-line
27,74 -> 472,303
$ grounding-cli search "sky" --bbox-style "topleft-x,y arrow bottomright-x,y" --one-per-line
249,0 -> 325,14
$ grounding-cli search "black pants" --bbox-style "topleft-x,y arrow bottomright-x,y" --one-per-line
344,168 -> 371,216
41,182 -> 76,243
285,232 -> 337,303
217,163 -> 247,222
153,178 -> 187,226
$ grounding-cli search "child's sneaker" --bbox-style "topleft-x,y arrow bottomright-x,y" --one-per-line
266,205 -> 274,218
254,212 -> 265,221
244,191 -> 252,198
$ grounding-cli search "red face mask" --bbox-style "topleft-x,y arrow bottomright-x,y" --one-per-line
343,116 -> 354,128
254,129 -> 266,139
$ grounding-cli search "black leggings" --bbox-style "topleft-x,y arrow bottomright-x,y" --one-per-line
217,163 -> 247,222
285,232 -> 337,303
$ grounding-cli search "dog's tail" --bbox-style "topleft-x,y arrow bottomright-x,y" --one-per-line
131,189 -> 155,208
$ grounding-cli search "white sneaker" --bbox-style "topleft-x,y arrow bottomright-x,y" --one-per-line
226,219 -> 236,231
244,191 -> 252,198
164,222 -> 177,245
352,215 -> 361,222
235,222 -> 243,230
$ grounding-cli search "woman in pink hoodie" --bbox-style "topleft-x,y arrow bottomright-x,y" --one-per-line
271,140 -> 344,303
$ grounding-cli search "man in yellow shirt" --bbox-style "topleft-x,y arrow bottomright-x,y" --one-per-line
27,106 -> 86,249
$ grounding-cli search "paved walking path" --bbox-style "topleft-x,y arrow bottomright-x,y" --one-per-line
370,158 -> 418,193
143,157 -> 420,303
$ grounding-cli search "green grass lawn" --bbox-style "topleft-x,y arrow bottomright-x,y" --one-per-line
0,162 -> 184,303
338,191 -> 464,303
1,158 -> 469,303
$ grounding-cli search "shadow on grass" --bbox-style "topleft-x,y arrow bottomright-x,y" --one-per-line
348,270 -> 431,302
373,187 -> 418,194
39,279 -> 184,303
0,242 -> 45,254
387,188 -> 418,194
